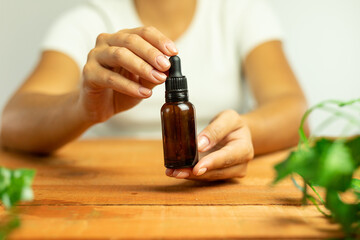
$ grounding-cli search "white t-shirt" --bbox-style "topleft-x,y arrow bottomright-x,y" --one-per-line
42,0 -> 283,138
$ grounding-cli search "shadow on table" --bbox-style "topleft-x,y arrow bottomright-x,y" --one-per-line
1,148 -> 79,167
148,179 -> 239,193
0,149 -> 108,180
273,197 -> 303,205
271,216 -> 343,237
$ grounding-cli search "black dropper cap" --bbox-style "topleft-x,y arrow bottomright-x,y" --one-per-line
165,56 -> 188,102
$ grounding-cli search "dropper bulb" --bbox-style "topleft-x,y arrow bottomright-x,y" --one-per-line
169,56 -> 183,78
165,55 -> 188,101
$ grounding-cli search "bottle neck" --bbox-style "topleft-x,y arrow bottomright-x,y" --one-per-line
165,90 -> 189,102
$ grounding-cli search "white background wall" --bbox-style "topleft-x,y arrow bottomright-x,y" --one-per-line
1,0 -> 359,136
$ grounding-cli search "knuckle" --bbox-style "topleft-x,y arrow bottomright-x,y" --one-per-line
224,109 -> 243,127
159,37 -> 168,46
244,144 -> 254,161
112,47 -> 126,61
106,74 -> 117,86
124,33 -> 139,46
141,26 -> 156,35
247,145 -> 255,159
224,156 -> 235,168
221,147 -> 235,167
237,115 -> 246,127
139,61 -> 151,75
120,79 -> 135,93
211,170 -> 224,180
82,63 -> 94,79
225,109 -> 238,119
146,47 -> 160,58
96,33 -> 108,45
87,48 -> 97,60
112,33 -> 123,44
153,36 -> 167,47
207,126 -> 222,142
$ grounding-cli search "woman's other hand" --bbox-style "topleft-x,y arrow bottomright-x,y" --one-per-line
165,110 -> 254,181
80,26 -> 178,123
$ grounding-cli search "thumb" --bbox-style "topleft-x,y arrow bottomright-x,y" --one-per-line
197,110 -> 242,152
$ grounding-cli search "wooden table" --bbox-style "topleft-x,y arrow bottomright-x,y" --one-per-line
0,139 -> 343,239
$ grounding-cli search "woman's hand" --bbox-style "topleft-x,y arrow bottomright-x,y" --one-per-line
79,26 -> 178,123
165,110 -> 254,181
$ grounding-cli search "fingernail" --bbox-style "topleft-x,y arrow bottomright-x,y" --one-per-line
172,170 -> 180,177
165,42 -> 178,54
197,168 -> 207,176
151,69 -> 167,82
165,168 -> 174,176
174,171 -> 189,179
198,136 -> 210,151
139,87 -> 152,97
156,55 -> 170,68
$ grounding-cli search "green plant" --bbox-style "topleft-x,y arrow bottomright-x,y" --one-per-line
0,167 -> 35,240
274,99 -> 360,237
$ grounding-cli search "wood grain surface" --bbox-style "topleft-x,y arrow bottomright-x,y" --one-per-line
0,139 -> 343,239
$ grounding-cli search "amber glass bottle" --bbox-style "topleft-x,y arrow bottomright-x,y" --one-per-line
161,56 -> 198,169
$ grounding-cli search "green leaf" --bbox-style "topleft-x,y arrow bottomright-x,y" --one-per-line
0,168 -> 11,192
316,140 -> 355,191
274,147 -> 318,183
346,136 -> 360,167
0,167 -> 35,209
351,178 -> 360,199
351,178 -> 360,191
273,98 -> 360,236
273,152 -> 296,183
0,214 -> 21,240
325,190 -> 359,236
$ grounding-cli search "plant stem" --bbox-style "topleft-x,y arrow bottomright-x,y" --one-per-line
298,98 -> 360,146
302,178 -> 308,205
308,183 -> 325,205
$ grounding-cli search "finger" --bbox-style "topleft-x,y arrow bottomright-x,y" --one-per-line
193,141 -> 253,176
110,32 -> 172,72
115,68 -> 140,83
198,110 -> 244,152
188,163 -> 248,181
115,69 -> 157,91
170,168 -> 192,179
95,33 -> 111,47
128,26 -> 178,56
97,46 -> 167,84
84,62 -> 152,98
165,168 -> 174,177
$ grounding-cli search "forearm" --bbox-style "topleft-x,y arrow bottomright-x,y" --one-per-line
242,94 -> 309,155
1,91 -> 91,154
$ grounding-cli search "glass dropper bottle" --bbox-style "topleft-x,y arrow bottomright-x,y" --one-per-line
161,55 -> 199,169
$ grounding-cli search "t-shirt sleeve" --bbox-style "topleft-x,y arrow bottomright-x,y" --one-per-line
41,6 -> 105,69
238,0 -> 283,60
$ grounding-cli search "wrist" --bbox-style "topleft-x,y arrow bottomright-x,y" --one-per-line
73,91 -> 96,128
240,113 -> 256,131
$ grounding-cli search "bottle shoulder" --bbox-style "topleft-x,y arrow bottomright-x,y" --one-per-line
161,101 -> 195,112
162,101 -> 195,108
